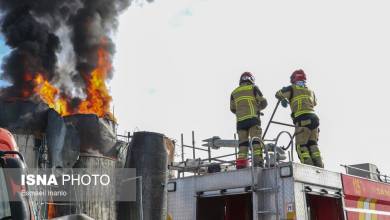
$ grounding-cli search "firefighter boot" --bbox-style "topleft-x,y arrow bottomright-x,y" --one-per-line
298,145 -> 314,166
253,145 -> 264,168
253,157 -> 264,168
248,125 -> 263,167
236,146 -> 249,169
309,144 -> 324,168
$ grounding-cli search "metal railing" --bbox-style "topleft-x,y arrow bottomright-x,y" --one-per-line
341,164 -> 390,183
174,131 -> 238,177
173,102 -> 298,178
172,129 -> 296,178
116,132 -> 132,143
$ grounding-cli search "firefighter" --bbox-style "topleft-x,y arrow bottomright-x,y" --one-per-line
230,72 -> 268,169
275,69 -> 324,168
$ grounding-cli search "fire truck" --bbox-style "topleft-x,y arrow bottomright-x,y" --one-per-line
0,128 -> 93,220
166,132 -> 390,220
0,128 -> 34,220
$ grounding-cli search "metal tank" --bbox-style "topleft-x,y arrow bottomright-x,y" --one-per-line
51,114 -> 119,220
120,131 -> 169,220
53,154 -> 118,220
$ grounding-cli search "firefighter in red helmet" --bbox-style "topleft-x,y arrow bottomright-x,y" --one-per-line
275,69 -> 324,168
230,72 -> 268,169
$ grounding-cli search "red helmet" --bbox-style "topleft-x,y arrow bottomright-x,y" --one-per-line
240,72 -> 255,84
290,69 -> 307,83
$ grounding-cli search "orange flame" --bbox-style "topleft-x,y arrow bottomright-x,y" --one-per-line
31,41 -> 113,118
33,74 -> 70,116
78,46 -> 112,117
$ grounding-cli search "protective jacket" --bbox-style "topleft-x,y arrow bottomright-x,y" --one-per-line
276,84 -> 317,120
230,83 -> 267,129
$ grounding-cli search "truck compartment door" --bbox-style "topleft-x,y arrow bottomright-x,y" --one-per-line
197,193 -> 252,220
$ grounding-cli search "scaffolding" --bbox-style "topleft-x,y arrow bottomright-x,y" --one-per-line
170,101 -> 298,178
170,129 -> 296,178
171,131 -> 234,177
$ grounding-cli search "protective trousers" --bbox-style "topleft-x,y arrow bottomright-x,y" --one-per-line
238,124 -> 264,167
295,117 -> 324,168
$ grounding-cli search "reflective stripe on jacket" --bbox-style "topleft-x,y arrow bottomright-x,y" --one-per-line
276,85 -> 317,118
230,84 -> 267,122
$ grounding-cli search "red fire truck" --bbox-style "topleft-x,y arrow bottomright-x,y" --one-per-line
167,134 -> 390,220
0,128 -> 34,220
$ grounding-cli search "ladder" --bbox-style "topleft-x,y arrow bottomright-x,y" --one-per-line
249,101 -> 296,220
249,138 -> 280,220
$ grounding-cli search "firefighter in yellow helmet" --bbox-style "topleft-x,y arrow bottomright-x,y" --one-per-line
230,72 -> 268,169
275,69 -> 324,168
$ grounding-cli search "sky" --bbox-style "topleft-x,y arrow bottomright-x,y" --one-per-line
0,35 -> 9,87
0,0 -> 389,174
0,42 -> 6,54
111,0 -> 390,174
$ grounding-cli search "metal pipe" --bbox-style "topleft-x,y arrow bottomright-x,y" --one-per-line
199,160 -> 235,167
234,133 -> 238,160
199,153 -> 237,162
287,133 -> 296,162
249,136 -> 266,220
263,139 -> 275,142
274,131 -> 294,151
270,121 -> 295,128
139,176 -> 144,220
274,130 -> 295,162
249,137 -> 266,184
291,139 -> 294,162
182,145 -> 209,152
263,100 -> 280,139
181,134 -> 184,164
116,132 -> 133,139
272,135 -> 280,218
274,155 -> 279,219
116,134 -> 128,137
169,160 -> 237,172
264,143 -> 271,168
207,143 -> 211,163
248,137 -> 255,188
192,131 -> 196,159
285,131 -> 298,151
210,158 -> 230,163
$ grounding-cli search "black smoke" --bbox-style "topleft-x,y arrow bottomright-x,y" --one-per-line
0,5 -> 60,97
0,0 -> 136,99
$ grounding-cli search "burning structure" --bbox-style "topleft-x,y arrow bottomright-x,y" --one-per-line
0,0 -> 129,117
0,1 -> 158,219
0,0 -> 132,164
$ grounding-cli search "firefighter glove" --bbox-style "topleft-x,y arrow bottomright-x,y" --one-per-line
281,99 -> 288,108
